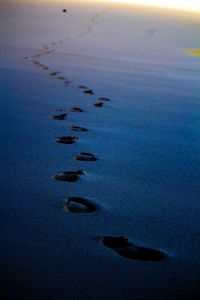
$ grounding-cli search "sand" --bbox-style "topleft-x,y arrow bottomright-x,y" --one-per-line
1,1 -> 200,299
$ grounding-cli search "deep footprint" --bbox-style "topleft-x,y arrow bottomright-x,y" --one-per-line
54,170 -> 85,182
55,136 -> 79,144
70,126 -> 88,132
53,113 -> 67,120
64,197 -> 96,213
100,236 -> 166,262
94,102 -> 104,108
75,152 -> 97,161
71,107 -> 84,113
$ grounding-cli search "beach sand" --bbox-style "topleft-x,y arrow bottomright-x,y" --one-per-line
1,1 -> 200,299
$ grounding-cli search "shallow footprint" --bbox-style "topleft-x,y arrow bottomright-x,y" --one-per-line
100,236 -> 166,262
55,136 -> 79,144
64,197 -> 96,213
70,126 -> 88,132
54,170 -> 85,182
75,152 -> 97,161
79,85 -> 89,90
52,113 -> 67,120
99,97 -> 110,101
71,107 -> 84,113
57,76 -> 66,80
49,71 -> 60,76
94,102 -> 104,108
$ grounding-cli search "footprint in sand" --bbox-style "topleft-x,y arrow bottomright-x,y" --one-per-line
79,85 -> 89,89
57,76 -> 66,80
64,80 -> 71,85
52,113 -> 67,120
75,152 -> 97,161
100,236 -> 166,262
55,136 -> 79,144
64,197 -> 96,213
79,86 -> 94,95
94,102 -> 104,108
54,170 -> 85,182
70,126 -> 88,132
83,89 -> 94,95
71,107 -> 84,113
99,97 -> 110,102
49,71 -> 60,76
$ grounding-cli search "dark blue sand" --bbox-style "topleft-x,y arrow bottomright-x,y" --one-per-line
0,2 -> 200,300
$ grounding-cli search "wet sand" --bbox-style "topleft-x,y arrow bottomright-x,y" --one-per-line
1,1 -> 200,299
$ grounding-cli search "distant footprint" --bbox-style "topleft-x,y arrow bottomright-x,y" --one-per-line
99,97 -> 110,102
71,107 -> 84,113
55,136 -> 79,144
64,80 -> 71,86
49,71 -> 60,76
70,126 -> 88,132
94,102 -> 104,108
100,236 -> 166,262
79,85 -> 89,90
75,152 -> 97,161
83,89 -> 94,95
64,197 -> 96,213
52,113 -> 67,120
54,170 -> 85,182
79,86 -> 94,95
57,76 -> 66,80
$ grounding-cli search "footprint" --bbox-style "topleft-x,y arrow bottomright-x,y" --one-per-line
79,85 -> 89,89
71,107 -> 84,113
64,197 -> 96,213
100,236 -> 166,262
83,89 -> 94,95
52,113 -> 67,120
99,97 -> 110,101
75,152 -> 97,161
54,170 -> 85,182
94,102 -> 104,108
70,126 -> 88,132
57,76 -> 66,80
55,136 -> 79,144
49,71 -> 60,76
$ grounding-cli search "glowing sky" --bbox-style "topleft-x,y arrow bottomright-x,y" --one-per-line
6,0 -> 200,14
94,0 -> 200,13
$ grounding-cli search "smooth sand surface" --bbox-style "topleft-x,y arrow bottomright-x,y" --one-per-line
1,1 -> 200,299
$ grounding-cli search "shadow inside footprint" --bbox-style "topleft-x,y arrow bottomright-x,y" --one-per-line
75,152 -> 97,161
71,126 -> 88,132
100,236 -> 166,262
94,102 -> 104,108
56,136 -> 79,144
64,197 -> 96,213
99,97 -> 110,101
54,170 -> 85,182
52,113 -> 67,120
71,107 -> 84,113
